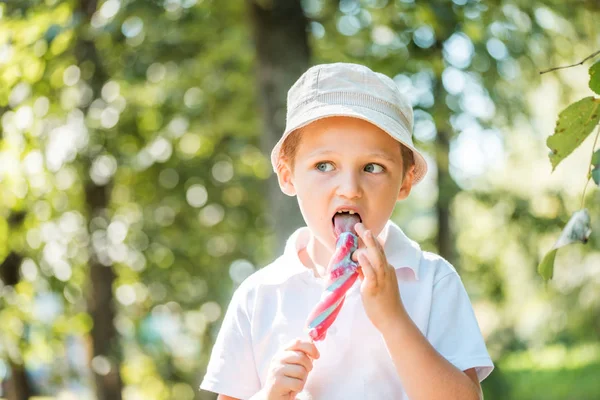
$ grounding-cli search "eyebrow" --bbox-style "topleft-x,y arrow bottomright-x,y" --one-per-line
306,150 -> 397,163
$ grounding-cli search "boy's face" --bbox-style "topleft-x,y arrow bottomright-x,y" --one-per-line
278,116 -> 415,252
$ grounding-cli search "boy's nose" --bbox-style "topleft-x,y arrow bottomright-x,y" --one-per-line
336,173 -> 363,199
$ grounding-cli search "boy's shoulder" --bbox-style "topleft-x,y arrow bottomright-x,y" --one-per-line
419,249 -> 460,283
235,253 -> 302,294
236,226 -> 314,293
384,220 -> 459,283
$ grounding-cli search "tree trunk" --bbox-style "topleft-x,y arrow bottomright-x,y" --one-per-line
434,129 -> 456,265
431,39 -> 459,266
74,0 -> 123,399
1,251 -> 34,400
84,212 -> 122,400
81,147 -> 122,400
247,0 -> 310,255
3,363 -> 32,400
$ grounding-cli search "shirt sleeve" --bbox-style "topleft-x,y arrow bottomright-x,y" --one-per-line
200,283 -> 261,399
426,270 -> 494,382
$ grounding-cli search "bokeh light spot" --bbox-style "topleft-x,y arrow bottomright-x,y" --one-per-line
186,184 -> 208,208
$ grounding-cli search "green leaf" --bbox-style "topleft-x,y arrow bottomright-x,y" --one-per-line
593,149 -> 600,165
590,61 -> 600,95
593,168 -> 600,185
593,149 -> 600,185
547,97 -> 600,170
538,249 -> 557,281
537,209 -> 592,281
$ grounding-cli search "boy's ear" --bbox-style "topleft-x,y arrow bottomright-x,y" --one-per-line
277,161 -> 297,197
397,165 -> 415,201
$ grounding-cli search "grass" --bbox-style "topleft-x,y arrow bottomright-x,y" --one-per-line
483,343 -> 600,400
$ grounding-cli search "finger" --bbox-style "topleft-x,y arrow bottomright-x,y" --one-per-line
354,222 -> 366,243
357,251 -> 377,288
281,350 -> 313,373
357,266 -> 364,280
285,338 -> 302,349
374,233 -> 386,253
355,223 -> 385,251
351,248 -> 365,263
280,376 -> 305,393
288,339 -> 320,360
356,225 -> 377,254
361,229 -> 380,254
363,230 -> 387,276
376,234 -> 386,249
280,363 -> 308,381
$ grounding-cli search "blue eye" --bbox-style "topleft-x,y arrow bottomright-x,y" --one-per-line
365,163 -> 384,173
316,162 -> 334,172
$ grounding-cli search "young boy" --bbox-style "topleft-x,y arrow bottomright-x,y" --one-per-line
200,63 -> 493,400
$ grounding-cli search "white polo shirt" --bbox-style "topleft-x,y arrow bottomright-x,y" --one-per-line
201,220 -> 494,400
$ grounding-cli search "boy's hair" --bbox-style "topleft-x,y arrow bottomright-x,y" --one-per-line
278,127 -> 415,181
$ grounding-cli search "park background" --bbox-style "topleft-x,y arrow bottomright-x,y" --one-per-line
1,0 -> 600,399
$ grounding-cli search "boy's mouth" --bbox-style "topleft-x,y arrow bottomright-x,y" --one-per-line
332,210 -> 362,238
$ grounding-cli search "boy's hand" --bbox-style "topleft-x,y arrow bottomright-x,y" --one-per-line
351,222 -> 407,335
262,338 -> 319,400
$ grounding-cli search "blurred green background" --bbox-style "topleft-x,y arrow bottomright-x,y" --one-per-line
1,0 -> 599,399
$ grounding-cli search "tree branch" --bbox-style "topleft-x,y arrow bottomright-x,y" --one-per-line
581,124 -> 600,209
540,49 -> 600,75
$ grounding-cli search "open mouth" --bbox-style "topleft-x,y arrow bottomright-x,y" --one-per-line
332,211 -> 362,238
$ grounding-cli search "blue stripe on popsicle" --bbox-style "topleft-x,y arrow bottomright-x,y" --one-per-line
308,297 -> 344,329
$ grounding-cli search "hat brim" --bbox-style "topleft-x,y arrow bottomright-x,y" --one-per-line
270,104 -> 428,185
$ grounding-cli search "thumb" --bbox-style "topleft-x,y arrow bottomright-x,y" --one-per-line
357,267 -> 364,281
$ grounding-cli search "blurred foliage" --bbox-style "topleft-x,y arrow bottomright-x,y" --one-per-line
0,0 -> 599,399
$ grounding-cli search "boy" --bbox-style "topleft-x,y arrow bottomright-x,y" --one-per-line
200,63 -> 493,400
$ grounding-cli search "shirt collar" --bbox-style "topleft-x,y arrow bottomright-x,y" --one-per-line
281,220 -> 421,281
